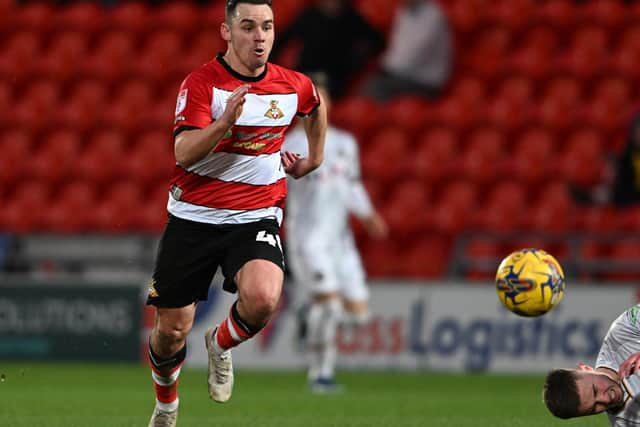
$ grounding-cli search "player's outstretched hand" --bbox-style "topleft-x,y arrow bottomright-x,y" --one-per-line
220,84 -> 250,127
281,151 -> 316,179
619,352 -> 640,378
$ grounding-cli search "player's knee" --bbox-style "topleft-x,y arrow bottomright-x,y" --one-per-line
253,288 -> 280,317
156,323 -> 192,347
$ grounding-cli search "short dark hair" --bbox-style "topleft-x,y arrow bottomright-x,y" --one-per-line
543,369 -> 581,419
226,0 -> 273,21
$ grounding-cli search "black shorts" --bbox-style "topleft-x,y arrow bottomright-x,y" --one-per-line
146,214 -> 285,308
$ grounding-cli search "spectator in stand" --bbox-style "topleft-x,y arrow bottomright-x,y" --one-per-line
573,112 -> 640,206
359,0 -> 452,101
609,112 -> 640,206
272,0 -> 385,99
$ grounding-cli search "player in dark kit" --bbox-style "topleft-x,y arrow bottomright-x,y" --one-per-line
145,1 -> 327,425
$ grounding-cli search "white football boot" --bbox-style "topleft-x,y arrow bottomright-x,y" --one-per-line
204,327 -> 234,403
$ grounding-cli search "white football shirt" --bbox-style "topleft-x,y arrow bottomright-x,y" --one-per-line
596,305 -> 640,426
283,125 -> 373,243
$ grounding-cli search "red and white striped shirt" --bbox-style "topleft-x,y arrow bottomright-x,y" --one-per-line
168,54 -> 320,225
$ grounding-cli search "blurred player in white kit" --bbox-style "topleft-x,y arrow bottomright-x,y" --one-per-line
281,72 -> 388,392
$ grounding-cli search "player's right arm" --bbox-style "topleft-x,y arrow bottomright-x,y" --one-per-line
174,81 -> 250,168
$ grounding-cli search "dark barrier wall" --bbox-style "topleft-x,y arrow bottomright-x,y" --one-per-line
0,282 -> 142,361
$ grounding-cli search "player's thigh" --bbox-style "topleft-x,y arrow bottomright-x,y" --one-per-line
222,219 -> 285,297
149,214 -> 221,308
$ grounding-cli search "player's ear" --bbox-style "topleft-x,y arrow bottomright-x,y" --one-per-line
221,22 -> 231,42
577,362 -> 594,372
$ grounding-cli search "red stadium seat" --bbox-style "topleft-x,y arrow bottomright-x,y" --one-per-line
526,181 -> 576,234
520,25 -> 559,53
381,96 -> 430,136
34,31 -> 89,81
55,79 -> 108,130
444,0 -> 486,33
581,0 -> 626,31
182,29 -> 227,72
107,2 -> 152,35
201,3 -> 228,30
332,96 -> 381,141
616,206 -> 640,232
473,181 -> 527,233
459,126 -> 505,184
535,0 -> 577,29
408,126 -> 458,184
359,239 -> 398,278
560,129 -> 606,188
123,130 -> 175,186
82,30 -> 136,82
41,181 -> 96,233
507,45 -> 553,82
610,45 -> 640,83
397,236 -> 451,279
361,126 -> 410,184
618,26 -> 640,53
606,239 -> 640,281
436,180 -> 477,212
463,26 -> 512,79
381,180 -> 429,237
28,129 -> 82,183
535,77 -> 582,133
496,75 -> 534,106
136,187 -> 171,233
92,181 -> 144,233
559,25 -> 609,81
55,2 -> 104,33
509,127 -> 556,186
583,77 -> 632,134
575,205 -> 619,234
14,2 -> 54,32
132,30 -> 184,83
489,0 -> 534,31
1,180 -> 51,232
449,75 -> 486,107
428,196 -> 470,235
0,129 -> 33,186
76,129 -> 127,185
102,79 -> 156,131
0,31 -> 41,82
152,2 -> 200,34
14,80 -> 61,131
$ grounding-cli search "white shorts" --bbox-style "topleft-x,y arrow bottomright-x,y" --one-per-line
287,234 -> 369,302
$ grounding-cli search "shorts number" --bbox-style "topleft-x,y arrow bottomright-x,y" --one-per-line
256,230 -> 282,251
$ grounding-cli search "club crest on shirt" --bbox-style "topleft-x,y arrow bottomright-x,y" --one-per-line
264,100 -> 284,119
175,89 -> 188,115
148,278 -> 159,298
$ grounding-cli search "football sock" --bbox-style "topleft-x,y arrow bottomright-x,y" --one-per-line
212,301 -> 261,353
148,342 -> 186,412
306,298 -> 341,381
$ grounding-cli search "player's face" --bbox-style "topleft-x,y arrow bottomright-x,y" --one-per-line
575,371 -> 624,416
222,4 -> 274,76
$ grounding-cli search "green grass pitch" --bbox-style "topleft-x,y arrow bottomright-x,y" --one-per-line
0,362 -> 607,427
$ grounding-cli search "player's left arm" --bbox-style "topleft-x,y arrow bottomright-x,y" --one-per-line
284,100 -> 326,178
346,136 -> 388,239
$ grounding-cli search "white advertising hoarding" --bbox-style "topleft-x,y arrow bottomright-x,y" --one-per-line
185,282 -> 637,372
